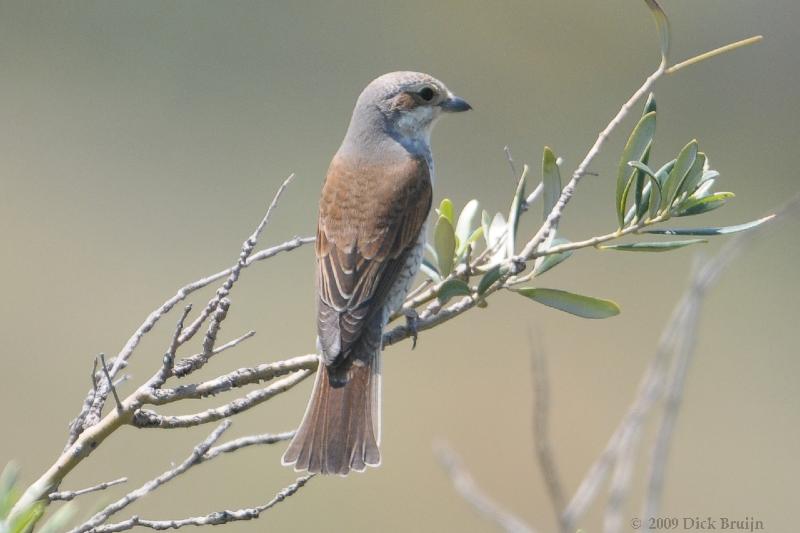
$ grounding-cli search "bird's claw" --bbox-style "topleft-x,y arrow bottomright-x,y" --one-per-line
403,309 -> 420,350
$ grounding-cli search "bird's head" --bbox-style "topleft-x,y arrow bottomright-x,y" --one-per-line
350,71 -> 471,152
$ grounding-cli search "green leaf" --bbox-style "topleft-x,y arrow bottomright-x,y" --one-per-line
633,148 -> 651,220
674,192 -> 734,217
643,92 -> 657,115
9,502 -> 44,533
455,200 -> 480,249
623,162 -> 657,225
467,226 -> 484,246
662,140 -> 698,211
434,216 -> 456,275
644,214 -> 775,235
650,159 -> 675,218
38,503 -> 78,533
542,147 -> 561,221
533,237 -> 573,276
481,210 -> 492,247
633,95 -> 656,221
436,198 -> 454,225
692,178 -> 716,199
616,111 -> 657,226
700,168 -> 720,184
599,239 -> 707,252
487,212 -> 508,264
643,0 -> 670,62
516,288 -> 621,319
507,169 -> 527,257
627,161 -> 656,179
437,279 -> 472,305
420,258 -> 441,283
0,463 -> 20,521
674,151 -> 706,204
654,159 -> 676,186
477,264 -> 505,296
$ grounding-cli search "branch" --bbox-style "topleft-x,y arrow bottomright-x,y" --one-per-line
529,335 -> 566,533
89,475 -> 314,532
173,330 -> 256,378
146,354 -> 318,405
49,477 -> 128,502
177,174 -> 297,346
666,35 -> 763,74
562,200 -> 794,530
6,178 -> 310,527
69,421 -> 233,533
517,64 -> 665,262
202,431 -> 295,461
133,369 -> 313,429
434,442 -> 536,533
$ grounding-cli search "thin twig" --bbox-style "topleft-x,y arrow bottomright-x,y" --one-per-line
518,65 -> 666,262
173,330 -> 257,378
133,370 -> 313,429
529,334 -> 566,532
49,477 -> 128,502
202,431 -> 295,461
147,354 -> 318,405
151,305 -> 193,390
666,35 -> 763,74
69,421 -> 233,533
639,279 -> 701,524
562,297 -> 688,530
435,442 -> 536,533
99,354 -> 123,413
178,174 -> 296,345
89,475 -> 314,532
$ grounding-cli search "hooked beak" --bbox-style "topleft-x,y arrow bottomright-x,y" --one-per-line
440,93 -> 472,113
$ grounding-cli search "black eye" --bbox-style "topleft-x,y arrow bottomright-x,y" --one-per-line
418,87 -> 435,101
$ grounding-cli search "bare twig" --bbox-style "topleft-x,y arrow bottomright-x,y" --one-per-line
69,421 -> 233,533
49,477 -> 128,502
154,304 -> 193,386
173,330 -> 256,378
6,179 -> 310,527
562,294 -> 688,530
639,280 -> 701,525
529,335 -> 565,532
640,196 -> 799,521
202,431 -> 295,461
178,174 -> 296,345
666,35 -> 763,74
147,354 -> 318,405
89,475 -> 314,532
133,370 -> 314,429
435,442 -> 536,533
100,354 -> 123,413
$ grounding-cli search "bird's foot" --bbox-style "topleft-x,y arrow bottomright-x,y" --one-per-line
403,308 -> 420,350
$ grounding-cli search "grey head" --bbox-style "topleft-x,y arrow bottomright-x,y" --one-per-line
338,71 -> 471,161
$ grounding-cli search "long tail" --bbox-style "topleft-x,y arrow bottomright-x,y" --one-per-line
282,351 -> 381,475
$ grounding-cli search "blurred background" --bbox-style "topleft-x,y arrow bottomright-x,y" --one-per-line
1,0 -> 797,531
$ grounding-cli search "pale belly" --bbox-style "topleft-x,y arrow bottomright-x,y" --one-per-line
380,222 -> 427,327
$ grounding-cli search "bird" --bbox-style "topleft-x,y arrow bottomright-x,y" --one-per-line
282,71 -> 471,475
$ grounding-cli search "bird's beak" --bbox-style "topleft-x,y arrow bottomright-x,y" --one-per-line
440,93 -> 472,113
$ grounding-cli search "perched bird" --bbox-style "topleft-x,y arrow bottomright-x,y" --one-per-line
282,71 -> 471,475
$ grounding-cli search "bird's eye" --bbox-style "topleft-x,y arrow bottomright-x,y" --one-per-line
417,87 -> 436,101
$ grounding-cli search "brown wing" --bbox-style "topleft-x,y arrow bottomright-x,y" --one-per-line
316,154 -> 431,367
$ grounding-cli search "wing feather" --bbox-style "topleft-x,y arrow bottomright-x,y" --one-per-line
316,154 -> 431,366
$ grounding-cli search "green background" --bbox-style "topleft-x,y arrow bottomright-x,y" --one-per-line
1,1 -> 797,531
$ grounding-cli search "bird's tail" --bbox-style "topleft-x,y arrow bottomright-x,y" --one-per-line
282,351 -> 381,475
